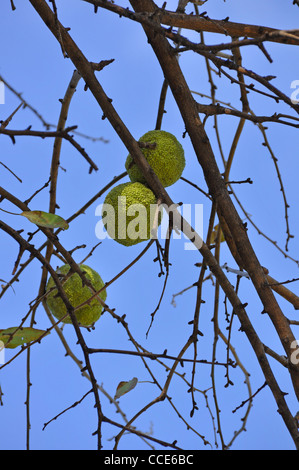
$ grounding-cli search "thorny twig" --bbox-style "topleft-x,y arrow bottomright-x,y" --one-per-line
1,0 -> 299,451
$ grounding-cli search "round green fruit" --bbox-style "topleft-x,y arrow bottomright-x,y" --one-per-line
102,182 -> 162,246
125,130 -> 185,187
46,264 -> 107,327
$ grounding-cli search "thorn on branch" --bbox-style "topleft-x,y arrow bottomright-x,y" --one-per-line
258,43 -> 273,63
90,58 -> 115,71
264,75 -> 276,81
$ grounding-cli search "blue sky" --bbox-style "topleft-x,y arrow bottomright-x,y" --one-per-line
0,0 -> 299,450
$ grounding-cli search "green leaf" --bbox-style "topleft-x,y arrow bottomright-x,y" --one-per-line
114,377 -> 138,399
20,211 -> 69,230
0,327 -> 49,349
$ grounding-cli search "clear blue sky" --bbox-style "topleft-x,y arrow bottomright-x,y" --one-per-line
0,0 -> 298,450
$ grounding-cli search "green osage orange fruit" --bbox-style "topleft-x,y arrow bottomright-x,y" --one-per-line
102,182 -> 162,246
125,130 -> 185,187
46,264 -> 107,327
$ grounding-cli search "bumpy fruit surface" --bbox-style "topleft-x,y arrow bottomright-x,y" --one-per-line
125,130 -> 185,187
46,264 -> 107,327
102,182 -> 161,246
